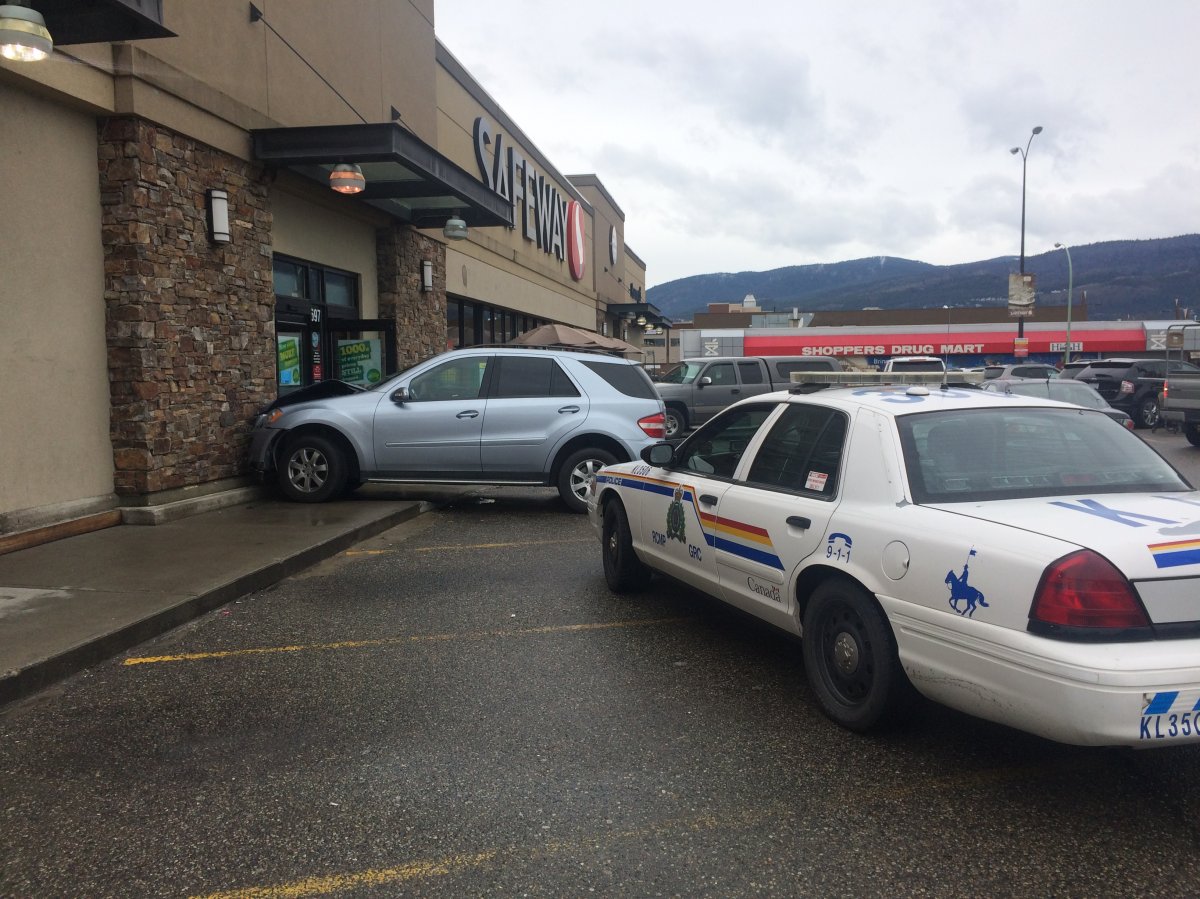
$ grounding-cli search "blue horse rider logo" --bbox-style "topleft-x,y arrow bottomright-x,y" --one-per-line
946,548 -> 988,617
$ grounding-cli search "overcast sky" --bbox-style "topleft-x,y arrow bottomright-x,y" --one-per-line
435,1 -> 1200,289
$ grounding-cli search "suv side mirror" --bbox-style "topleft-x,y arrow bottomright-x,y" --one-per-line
390,386 -> 410,404
697,376 -> 712,388
641,443 -> 675,467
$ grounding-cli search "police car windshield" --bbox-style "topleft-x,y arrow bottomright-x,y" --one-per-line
898,407 -> 1190,503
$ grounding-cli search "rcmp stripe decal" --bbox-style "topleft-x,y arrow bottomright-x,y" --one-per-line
598,473 -> 783,569
1148,538 -> 1200,569
1143,690 -> 1200,716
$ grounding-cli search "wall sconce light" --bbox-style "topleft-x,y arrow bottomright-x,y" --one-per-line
443,213 -> 468,241
329,163 -> 365,194
421,260 -> 433,292
0,2 -> 52,61
206,189 -> 231,244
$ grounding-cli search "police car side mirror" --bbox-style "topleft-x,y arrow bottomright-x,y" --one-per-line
697,376 -> 712,388
641,443 -> 675,467
390,386 -> 410,404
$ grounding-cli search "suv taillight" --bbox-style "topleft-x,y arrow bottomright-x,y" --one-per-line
638,412 -> 665,439
1030,550 -> 1148,629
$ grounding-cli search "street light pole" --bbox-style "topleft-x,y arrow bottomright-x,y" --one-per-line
943,304 -> 951,365
1055,242 -> 1073,367
1011,126 -> 1043,340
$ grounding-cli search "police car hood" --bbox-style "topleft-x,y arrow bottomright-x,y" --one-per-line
925,490 -> 1200,578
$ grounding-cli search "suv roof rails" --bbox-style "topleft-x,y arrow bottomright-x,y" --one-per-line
788,370 -> 985,392
447,343 -> 630,357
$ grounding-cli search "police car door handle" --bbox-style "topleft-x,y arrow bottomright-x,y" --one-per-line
456,410 -> 479,419
558,405 -> 581,414
699,494 -> 719,506
787,515 -> 812,529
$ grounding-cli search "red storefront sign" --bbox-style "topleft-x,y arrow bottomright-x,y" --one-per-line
744,326 -> 1145,357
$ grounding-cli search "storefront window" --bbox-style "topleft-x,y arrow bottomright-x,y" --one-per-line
447,299 -> 461,349
324,271 -> 356,311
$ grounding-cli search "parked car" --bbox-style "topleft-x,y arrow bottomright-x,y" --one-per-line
655,355 -> 842,439
1074,358 -> 1200,429
589,372 -> 1199,747
1159,368 -> 1200,445
981,378 -> 1134,429
881,355 -> 945,373
249,346 -> 665,512
983,363 -> 1060,380
1058,360 -> 1091,379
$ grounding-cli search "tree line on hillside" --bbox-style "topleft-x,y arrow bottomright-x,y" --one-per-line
646,235 -> 1200,322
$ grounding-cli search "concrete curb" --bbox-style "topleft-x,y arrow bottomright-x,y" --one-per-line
0,501 -> 432,708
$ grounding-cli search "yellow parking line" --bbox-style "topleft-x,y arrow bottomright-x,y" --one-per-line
190,850 -> 497,899
190,809 -> 765,899
340,537 -> 592,549
123,618 -> 689,666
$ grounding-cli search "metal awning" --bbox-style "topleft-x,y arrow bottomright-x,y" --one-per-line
252,123 -> 513,231
36,0 -> 174,45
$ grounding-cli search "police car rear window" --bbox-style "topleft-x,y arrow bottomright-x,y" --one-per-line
898,408 -> 1188,503
579,360 -> 658,399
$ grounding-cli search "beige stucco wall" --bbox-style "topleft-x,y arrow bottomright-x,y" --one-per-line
271,181 -> 383,317
0,84 -> 114,519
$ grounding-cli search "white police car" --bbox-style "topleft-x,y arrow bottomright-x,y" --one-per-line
587,371 -> 1200,747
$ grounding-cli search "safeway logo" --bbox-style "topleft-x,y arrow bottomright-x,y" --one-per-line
566,201 -> 586,282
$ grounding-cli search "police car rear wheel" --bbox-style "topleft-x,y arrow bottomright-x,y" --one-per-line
602,499 -> 650,592
803,577 -> 907,732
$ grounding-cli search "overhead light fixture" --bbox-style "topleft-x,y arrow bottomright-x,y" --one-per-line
0,3 -> 53,61
443,213 -> 468,241
206,189 -> 231,244
636,315 -> 647,326
329,163 -> 365,194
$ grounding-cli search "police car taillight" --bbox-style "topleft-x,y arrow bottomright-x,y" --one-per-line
1030,550 -> 1148,629
638,412 -> 665,439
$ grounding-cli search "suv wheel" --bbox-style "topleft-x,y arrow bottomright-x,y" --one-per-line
557,447 -> 616,513
1186,424 -> 1200,447
1138,394 -> 1160,429
278,433 -> 347,503
664,407 -> 687,439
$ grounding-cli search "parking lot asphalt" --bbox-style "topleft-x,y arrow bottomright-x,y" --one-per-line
0,487 -> 465,707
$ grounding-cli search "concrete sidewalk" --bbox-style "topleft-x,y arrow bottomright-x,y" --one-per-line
0,488 -> 457,706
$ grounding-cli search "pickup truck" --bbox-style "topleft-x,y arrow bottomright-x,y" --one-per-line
1076,357 -> 1200,429
655,355 -> 841,438
1159,367 -> 1200,444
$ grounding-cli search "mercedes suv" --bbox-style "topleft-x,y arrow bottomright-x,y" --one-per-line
249,347 -> 665,512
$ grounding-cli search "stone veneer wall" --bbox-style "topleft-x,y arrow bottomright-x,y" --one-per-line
377,224 -> 447,368
98,118 -> 276,496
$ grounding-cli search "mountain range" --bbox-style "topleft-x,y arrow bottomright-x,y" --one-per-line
644,234 -> 1200,323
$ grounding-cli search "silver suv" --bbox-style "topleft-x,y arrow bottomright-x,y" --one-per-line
249,346 -> 665,512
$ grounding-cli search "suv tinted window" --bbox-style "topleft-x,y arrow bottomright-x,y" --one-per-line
493,356 -> 580,398
579,359 -> 659,399
409,356 -> 489,402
